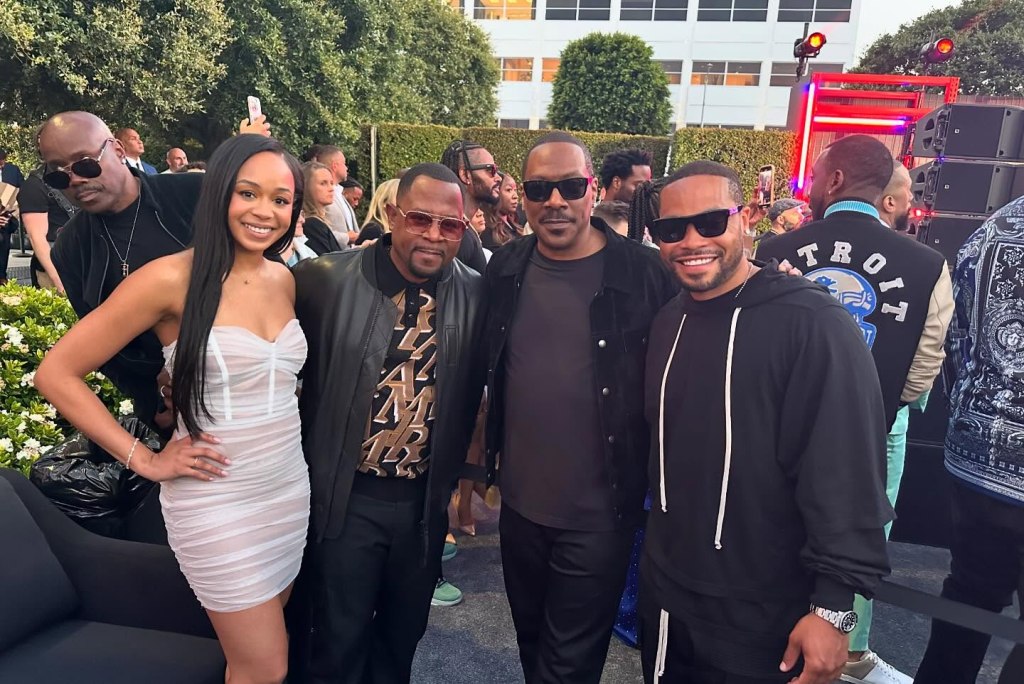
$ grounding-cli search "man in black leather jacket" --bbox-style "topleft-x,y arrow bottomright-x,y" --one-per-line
484,131 -> 679,683
293,163 -> 486,684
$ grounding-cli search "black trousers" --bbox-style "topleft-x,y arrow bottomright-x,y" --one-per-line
915,482 -> 1024,684
0,232 -> 10,280
304,492 -> 446,684
499,504 -> 635,684
638,602 -> 792,684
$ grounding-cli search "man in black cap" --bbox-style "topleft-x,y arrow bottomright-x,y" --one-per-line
756,198 -> 807,246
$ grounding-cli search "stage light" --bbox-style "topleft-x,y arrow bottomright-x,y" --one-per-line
921,37 -> 955,65
794,32 -> 828,59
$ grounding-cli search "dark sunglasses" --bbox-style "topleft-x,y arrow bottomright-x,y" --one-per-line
652,206 -> 742,243
43,138 -> 114,189
394,206 -> 467,242
468,162 -> 499,178
522,177 -> 592,203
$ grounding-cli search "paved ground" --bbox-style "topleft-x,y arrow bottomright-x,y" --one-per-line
5,251 -> 32,284
414,498 -> 1016,683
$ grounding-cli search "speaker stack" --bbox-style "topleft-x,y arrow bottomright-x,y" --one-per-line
893,104 -> 1024,548
908,104 -> 1024,263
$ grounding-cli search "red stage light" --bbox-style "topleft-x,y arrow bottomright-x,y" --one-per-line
794,32 -> 828,59
921,38 -> 955,64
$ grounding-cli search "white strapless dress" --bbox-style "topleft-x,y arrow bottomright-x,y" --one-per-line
161,320 -> 310,613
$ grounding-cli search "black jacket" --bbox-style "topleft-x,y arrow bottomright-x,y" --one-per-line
51,170 -> 201,424
294,238 -> 487,547
484,219 -> 679,523
302,216 -> 342,256
643,263 -> 892,674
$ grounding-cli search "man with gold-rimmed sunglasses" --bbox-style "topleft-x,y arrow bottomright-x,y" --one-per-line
292,162 -> 487,683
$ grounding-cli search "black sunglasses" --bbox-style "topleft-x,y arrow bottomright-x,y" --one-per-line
43,138 -> 114,189
652,206 -> 742,243
522,177 -> 592,203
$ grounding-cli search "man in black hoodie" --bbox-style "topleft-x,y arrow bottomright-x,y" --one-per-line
641,161 -> 892,684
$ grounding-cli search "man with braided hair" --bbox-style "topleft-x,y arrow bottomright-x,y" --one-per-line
440,140 -> 492,274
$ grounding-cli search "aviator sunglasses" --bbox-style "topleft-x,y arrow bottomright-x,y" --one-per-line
522,176 -> 592,203
43,138 -> 115,189
652,206 -> 742,243
394,206 -> 468,242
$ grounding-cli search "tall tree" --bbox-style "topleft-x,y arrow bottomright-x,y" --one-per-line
403,0 -> 499,128
854,0 -> 1024,96
547,32 -> 672,136
0,0 -> 230,125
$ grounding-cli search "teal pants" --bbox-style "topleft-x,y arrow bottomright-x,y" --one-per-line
849,401 -> 917,652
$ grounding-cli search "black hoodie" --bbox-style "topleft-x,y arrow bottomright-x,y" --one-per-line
642,261 -> 892,676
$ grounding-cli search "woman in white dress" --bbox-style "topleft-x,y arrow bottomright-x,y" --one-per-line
36,134 -> 310,684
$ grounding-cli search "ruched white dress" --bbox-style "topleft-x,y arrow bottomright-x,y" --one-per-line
161,320 -> 310,613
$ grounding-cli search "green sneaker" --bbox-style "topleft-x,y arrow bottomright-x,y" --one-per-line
431,579 -> 463,607
442,540 -> 457,562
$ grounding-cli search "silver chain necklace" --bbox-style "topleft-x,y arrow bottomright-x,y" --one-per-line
733,260 -> 754,300
101,182 -> 142,278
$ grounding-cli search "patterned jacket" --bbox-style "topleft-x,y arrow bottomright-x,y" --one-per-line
945,196 -> 1024,504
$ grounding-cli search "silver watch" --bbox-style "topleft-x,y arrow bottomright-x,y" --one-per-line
809,604 -> 858,634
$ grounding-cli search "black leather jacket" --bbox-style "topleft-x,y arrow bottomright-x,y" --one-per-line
294,239 -> 487,546
484,219 -> 679,524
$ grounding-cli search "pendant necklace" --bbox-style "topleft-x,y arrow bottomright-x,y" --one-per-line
101,183 -> 142,278
734,260 -> 754,300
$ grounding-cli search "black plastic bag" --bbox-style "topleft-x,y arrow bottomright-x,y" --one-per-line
30,416 -> 164,536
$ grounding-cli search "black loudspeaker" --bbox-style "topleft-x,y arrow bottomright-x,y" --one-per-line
910,160 -> 1024,214
889,375 -> 954,549
910,211 -> 987,264
913,103 -> 1024,160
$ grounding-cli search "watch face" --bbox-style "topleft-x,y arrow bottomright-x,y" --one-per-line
840,611 -> 859,633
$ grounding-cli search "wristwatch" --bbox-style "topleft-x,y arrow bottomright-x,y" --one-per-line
809,604 -> 858,634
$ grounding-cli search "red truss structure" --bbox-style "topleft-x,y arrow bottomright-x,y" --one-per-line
791,72 -> 960,198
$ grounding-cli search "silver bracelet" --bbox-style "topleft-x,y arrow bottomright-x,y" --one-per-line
125,438 -> 141,471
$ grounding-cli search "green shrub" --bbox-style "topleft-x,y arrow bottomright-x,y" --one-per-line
0,283 -> 128,475
671,128 -> 797,201
0,122 -> 41,172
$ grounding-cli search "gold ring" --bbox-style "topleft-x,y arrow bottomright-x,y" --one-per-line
192,456 -> 199,468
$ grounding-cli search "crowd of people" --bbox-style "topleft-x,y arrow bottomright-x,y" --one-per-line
0,107 -> 1019,684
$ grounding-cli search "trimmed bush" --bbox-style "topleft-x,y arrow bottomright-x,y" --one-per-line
671,128 -> 797,200
0,122 -> 40,172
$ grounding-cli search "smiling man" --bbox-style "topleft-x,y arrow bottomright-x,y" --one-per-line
484,131 -> 677,683
641,161 -> 892,684
293,163 -> 487,684
40,111 -> 202,429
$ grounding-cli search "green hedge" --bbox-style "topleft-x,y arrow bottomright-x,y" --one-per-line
0,122 -> 41,172
671,128 -> 797,201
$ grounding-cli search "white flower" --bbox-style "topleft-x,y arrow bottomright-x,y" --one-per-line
15,421 -> 27,433
0,295 -> 22,306
24,438 -> 41,450
40,445 -> 53,454
44,405 -> 57,419
93,371 -> 105,380
19,371 -> 35,387
5,327 -> 23,346
118,399 -> 134,416
0,438 -> 12,453
28,413 -> 45,423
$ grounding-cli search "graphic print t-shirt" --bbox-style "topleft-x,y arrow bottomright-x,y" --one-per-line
359,254 -> 438,478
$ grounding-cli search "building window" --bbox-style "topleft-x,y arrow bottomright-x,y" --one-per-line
448,0 -> 464,9
691,61 -> 761,86
474,0 -> 536,20
659,60 -> 684,85
546,0 -> 611,20
499,119 -> 531,129
541,58 -> 561,83
499,57 -> 534,82
768,61 -> 844,87
697,0 -> 768,21
778,0 -> 852,23
620,0 -> 688,21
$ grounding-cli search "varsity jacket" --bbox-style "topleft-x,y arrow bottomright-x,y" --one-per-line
758,199 -> 952,429
945,196 -> 1024,505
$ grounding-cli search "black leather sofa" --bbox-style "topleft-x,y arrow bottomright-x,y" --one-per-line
0,468 -> 224,683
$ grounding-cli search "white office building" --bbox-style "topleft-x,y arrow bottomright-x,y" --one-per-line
448,0 -> 864,130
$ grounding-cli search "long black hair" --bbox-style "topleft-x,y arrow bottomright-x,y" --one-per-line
628,178 -> 665,242
172,134 -> 303,438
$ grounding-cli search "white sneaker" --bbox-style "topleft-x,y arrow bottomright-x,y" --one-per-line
839,650 -> 913,684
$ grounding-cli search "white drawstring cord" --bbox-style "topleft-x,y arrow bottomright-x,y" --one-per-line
658,314 -> 687,513
714,308 -> 742,550
654,608 -> 670,683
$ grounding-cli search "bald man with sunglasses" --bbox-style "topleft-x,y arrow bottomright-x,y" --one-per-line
483,131 -> 678,683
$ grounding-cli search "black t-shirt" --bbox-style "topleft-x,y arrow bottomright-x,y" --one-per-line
501,247 -> 619,532
18,174 -> 75,243
99,191 -> 185,295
